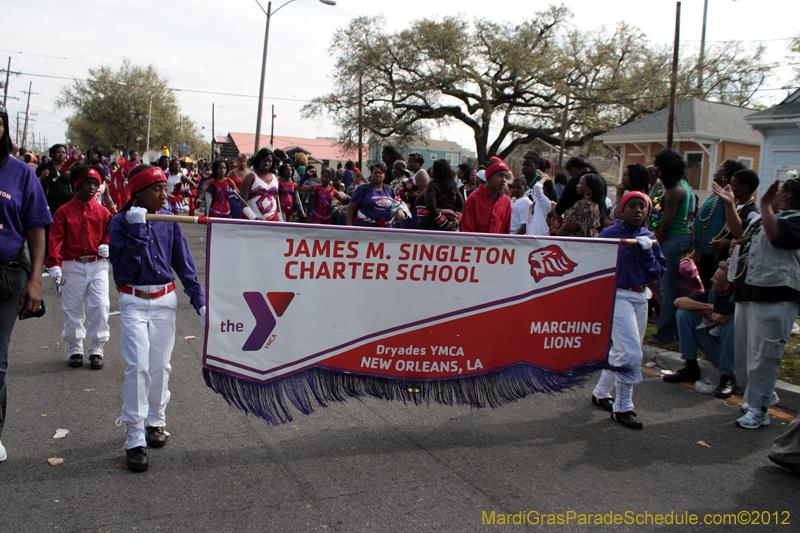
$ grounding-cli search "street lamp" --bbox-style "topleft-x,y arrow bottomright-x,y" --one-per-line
253,0 -> 336,154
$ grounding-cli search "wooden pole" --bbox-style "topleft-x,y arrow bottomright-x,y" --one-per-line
558,92 -> 569,168
666,2 -> 681,150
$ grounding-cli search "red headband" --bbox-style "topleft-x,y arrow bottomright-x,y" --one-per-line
620,191 -> 651,213
128,167 -> 167,195
485,158 -> 509,180
73,168 -> 102,189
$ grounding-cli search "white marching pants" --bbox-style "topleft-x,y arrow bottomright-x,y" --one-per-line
593,288 -> 649,412
119,287 -> 177,449
60,259 -> 110,355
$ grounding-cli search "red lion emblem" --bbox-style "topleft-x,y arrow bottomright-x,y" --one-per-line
528,245 -> 578,282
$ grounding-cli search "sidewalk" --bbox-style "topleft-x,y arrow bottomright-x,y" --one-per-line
643,345 -> 800,413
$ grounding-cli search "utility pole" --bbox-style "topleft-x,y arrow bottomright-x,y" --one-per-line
697,0 -> 708,90
558,92 -> 570,168
211,103 -> 215,161
3,57 -> 10,106
21,82 -> 36,150
270,104 -> 276,147
357,74 -> 363,170
667,2 -> 681,150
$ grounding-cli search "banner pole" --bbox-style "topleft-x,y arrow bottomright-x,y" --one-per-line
145,214 -> 209,225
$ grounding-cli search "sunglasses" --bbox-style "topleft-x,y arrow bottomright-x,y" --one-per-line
0,103 -> 6,117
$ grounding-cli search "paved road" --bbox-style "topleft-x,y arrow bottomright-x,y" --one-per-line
1,224 -> 798,532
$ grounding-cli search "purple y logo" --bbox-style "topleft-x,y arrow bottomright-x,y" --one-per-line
242,292 -> 295,351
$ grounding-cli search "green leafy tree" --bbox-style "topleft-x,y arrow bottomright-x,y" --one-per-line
57,59 -> 208,157
790,35 -> 800,83
304,7 -> 771,162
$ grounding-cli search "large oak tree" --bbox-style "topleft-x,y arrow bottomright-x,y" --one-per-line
304,6 -> 770,162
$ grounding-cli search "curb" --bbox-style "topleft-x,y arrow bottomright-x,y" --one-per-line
642,345 -> 800,413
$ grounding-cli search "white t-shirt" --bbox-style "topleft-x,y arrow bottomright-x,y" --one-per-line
525,181 -> 552,236
510,196 -> 532,234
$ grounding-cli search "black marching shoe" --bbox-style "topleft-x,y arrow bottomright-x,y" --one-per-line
612,411 -> 644,430
591,395 -> 614,412
713,375 -> 736,399
662,360 -> 700,383
146,426 -> 168,448
68,354 -> 83,368
768,455 -> 800,476
89,354 -> 103,370
126,446 -> 148,473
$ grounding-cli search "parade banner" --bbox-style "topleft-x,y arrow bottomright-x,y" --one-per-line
201,219 -> 626,424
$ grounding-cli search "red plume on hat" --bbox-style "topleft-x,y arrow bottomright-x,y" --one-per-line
73,168 -> 102,189
128,167 -> 167,195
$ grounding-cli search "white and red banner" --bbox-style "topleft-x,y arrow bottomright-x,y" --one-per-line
202,220 -> 622,395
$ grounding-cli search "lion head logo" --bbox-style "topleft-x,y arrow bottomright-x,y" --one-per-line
528,245 -> 578,282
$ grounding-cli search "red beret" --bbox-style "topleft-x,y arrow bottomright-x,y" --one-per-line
128,167 -> 167,195
73,168 -> 102,189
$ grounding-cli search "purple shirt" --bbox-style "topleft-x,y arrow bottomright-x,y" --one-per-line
352,183 -> 396,227
109,209 -> 206,310
342,169 -> 354,188
0,157 -> 53,262
598,219 -> 666,289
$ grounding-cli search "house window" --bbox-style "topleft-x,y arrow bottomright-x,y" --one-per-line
446,153 -> 459,165
738,157 -> 753,170
684,152 -> 703,190
430,153 -> 437,160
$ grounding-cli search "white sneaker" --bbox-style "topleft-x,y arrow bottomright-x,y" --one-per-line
0,438 -> 6,461
736,408 -> 770,429
741,391 -> 780,412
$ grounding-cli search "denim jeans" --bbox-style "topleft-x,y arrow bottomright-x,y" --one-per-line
653,233 -> 691,343
0,266 -> 28,438
676,308 -> 735,375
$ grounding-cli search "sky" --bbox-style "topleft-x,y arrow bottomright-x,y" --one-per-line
2,0 -> 798,155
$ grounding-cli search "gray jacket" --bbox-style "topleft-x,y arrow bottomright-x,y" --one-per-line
743,212 -> 800,291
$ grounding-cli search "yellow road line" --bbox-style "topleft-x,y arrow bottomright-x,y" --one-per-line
641,365 -> 796,421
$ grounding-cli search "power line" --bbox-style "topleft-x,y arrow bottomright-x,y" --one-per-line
12,70 -> 312,103
682,37 -> 796,44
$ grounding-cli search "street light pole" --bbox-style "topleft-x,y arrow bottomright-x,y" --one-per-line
146,93 -> 153,153
253,0 -> 336,155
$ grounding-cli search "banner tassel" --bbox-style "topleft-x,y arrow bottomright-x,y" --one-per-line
202,361 -> 633,425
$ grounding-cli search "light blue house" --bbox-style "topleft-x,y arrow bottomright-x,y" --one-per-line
369,139 -> 466,170
745,89 -> 800,198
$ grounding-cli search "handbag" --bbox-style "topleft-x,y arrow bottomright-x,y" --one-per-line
677,256 -> 704,297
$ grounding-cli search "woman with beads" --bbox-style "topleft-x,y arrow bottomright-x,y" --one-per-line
691,159 -> 743,290
644,149 -> 692,345
709,169 -> 760,260
727,174 -> 800,429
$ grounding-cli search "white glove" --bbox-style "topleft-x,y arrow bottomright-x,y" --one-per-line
636,236 -> 653,250
127,206 -> 147,225
97,244 -> 109,258
199,306 -> 207,327
242,207 -> 258,220
48,266 -> 62,279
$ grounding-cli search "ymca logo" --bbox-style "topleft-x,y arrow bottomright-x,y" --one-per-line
242,292 -> 295,351
528,245 -> 577,282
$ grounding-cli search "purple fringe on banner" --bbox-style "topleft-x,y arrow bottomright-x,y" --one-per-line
203,361 -> 633,425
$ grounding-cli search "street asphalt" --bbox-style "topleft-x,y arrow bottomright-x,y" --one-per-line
1,224 -> 798,532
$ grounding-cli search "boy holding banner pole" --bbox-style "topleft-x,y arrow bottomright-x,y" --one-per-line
109,165 -> 206,473
592,191 -> 665,430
